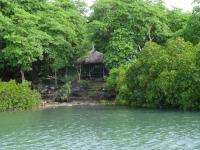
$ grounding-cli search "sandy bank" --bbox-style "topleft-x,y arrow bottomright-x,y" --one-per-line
41,101 -> 103,109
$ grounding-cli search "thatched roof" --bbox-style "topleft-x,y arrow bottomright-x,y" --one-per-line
77,50 -> 104,64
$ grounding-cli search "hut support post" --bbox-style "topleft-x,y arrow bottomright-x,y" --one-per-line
77,64 -> 81,81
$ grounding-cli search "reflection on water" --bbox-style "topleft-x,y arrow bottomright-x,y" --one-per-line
0,106 -> 200,150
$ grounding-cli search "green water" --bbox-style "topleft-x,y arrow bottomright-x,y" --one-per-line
0,106 -> 200,150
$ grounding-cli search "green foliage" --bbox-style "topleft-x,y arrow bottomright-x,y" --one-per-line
0,0 -> 89,80
39,0 -> 89,72
60,82 -> 72,102
166,9 -> 190,34
104,26 -> 200,110
1,0 -> 200,112
124,38 -> 200,110
89,0 -> 173,68
0,80 -> 41,111
183,5 -> 200,44
89,0 -> 194,69
105,68 -> 119,90
79,80 -> 90,89
105,63 -> 132,104
0,0 -> 49,73
105,28 -> 137,69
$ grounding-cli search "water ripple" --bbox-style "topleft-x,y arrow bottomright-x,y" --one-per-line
0,106 -> 200,150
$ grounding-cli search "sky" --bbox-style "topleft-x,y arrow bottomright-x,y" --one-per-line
84,0 -> 194,12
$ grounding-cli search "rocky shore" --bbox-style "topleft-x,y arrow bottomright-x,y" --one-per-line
41,100 -> 115,109
42,101 -> 98,109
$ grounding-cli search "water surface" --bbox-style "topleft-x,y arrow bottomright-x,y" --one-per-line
0,106 -> 200,150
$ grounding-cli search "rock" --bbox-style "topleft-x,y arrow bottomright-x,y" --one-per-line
71,86 -> 81,96
41,88 -> 48,94
50,86 -> 56,90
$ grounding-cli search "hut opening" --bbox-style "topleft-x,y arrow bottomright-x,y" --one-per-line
76,49 -> 106,80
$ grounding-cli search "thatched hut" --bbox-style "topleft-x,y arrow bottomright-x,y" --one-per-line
76,49 -> 105,80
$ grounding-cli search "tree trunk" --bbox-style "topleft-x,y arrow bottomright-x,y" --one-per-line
138,45 -> 142,52
147,26 -> 153,42
20,70 -> 25,82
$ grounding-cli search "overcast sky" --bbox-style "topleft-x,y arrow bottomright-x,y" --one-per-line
84,0 -> 194,12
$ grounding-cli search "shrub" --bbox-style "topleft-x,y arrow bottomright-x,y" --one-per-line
59,82 -> 72,102
79,80 -> 90,89
108,38 -> 200,110
0,80 -> 41,111
105,64 -> 132,105
125,38 -> 200,110
105,68 -> 120,91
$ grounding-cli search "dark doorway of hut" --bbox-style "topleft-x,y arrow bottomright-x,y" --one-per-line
76,49 -> 107,81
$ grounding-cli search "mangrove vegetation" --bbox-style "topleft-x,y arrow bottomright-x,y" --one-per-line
1,0 -> 200,111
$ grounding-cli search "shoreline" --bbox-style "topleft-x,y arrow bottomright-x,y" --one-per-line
41,100 -> 115,109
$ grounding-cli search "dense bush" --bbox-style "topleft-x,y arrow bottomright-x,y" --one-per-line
59,82 -> 72,102
0,80 -> 41,111
79,80 -> 90,89
105,64 -> 131,105
108,38 -> 200,110
183,7 -> 200,45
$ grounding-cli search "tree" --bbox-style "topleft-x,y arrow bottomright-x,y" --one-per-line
0,0 -> 89,82
118,38 -> 200,110
183,2 -> 200,44
38,0 -> 89,86
166,8 -> 190,34
0,0 -> 49,81
104,28 -> 137,69
89,0 -> 171,69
